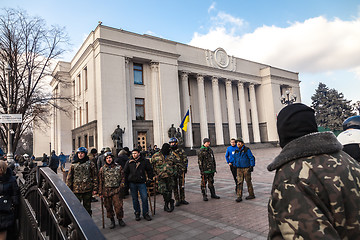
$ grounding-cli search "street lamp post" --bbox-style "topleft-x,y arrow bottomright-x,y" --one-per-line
280,90 -> 297,105
5,63 -> 13,163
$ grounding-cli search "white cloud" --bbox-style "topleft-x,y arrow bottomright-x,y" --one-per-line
189,16 -> 360,74
208,2 -> 216,13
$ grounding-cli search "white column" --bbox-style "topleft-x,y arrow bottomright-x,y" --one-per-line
124,57 -> 134,148
197,74 -> 208,140
225,79 -> 237,139
249,83 -> 261,143
211,77 -> 224,145
151,62 -> 162,146
237,82 -> 250,143
180,71 -> 193,148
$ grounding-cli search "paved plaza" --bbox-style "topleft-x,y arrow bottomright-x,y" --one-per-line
86,147 -> 281,240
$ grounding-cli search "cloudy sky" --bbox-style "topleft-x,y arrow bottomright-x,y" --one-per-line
3,0 -> 360,106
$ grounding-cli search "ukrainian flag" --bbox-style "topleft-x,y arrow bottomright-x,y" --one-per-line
179,109 -> 190,132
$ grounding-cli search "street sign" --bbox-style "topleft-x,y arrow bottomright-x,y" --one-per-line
0,114 -> 22,123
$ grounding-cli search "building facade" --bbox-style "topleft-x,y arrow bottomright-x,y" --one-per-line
40,24 -> 300,155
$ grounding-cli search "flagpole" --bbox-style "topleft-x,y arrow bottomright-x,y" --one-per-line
188,105 -> 194,149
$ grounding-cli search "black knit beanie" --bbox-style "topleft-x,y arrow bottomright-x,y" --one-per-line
161,143 -> 171,156
277,103 -> 318,148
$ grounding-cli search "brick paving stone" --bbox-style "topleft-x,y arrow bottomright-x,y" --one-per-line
57,147 -> 281,240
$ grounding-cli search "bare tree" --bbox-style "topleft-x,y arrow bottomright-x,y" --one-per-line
0,8 -> 70,153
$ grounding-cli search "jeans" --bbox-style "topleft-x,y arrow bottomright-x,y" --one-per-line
129,182 -> 149,216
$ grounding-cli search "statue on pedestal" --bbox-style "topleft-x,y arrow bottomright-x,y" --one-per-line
168,124 -> 176,138
111,125 -> 125,150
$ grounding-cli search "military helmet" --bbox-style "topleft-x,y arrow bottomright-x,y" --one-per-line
169,137 -> 178,144
343,115 -> 360,130
104,152 -> 114,158
77,147 -> 88,154
104,147 -> 111,152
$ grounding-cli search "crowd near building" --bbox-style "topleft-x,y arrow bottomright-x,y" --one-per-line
33,24 -> 300,156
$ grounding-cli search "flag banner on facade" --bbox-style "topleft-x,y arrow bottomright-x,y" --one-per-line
180,109 -> 190,132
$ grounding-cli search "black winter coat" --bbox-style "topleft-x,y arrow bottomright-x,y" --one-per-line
123,156 -> 154,184
0,168 -> 20,230
115,154 -> 128,169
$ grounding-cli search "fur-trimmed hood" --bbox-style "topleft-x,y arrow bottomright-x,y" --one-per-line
268,132 -> 343,171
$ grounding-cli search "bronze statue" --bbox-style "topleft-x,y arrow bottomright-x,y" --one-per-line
168,124 -> 176,138
111,125 -> 125,150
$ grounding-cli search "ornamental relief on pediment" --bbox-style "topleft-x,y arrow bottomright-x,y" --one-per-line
205,48 -> 236,71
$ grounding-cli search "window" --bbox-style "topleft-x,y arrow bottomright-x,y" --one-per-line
77,74 -> 81,95
84,135 -> 88,148
72,80 -> 75,99
89,136 -> 94,147
79,107 -> 82,126
85,102 -> 89,124
135,98 -> 145,120
247,87 -> 250,101
78,137 -> 81,148
84,67 -> 88,90
72,139 -> 75,150
73,110 -> 76,128
133,64 -> 143,85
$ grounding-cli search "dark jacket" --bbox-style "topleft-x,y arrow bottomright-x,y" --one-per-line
124,155 -> 154,184
115,154 -> 129,169
0,168 -> 20,230
233,145 -> 255,168
268,132 -> 360,239
48,153 -> 59,169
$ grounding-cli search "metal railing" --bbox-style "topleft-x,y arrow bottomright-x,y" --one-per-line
18,166 -> 105,240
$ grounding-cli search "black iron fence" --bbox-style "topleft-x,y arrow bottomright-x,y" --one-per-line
18,166 -> 105,240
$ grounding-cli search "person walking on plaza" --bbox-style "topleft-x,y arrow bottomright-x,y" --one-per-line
97,147 -> 110,171
268,103 -> 360,239
225,138 -> 238,193
88,148 -> 99,203
66,147 -> 98,216
59,152 -> 66,170
124,148 -> 153,221
115,149 -> 130,196
233,138 -> 255,202
151,143 -> 176,212
0,160 -> 20,240
49,150 -> 59,174
98,152 -> 126,229
337,115 -> 360,162
198,138 -> 220,201
169,138 -> 189,207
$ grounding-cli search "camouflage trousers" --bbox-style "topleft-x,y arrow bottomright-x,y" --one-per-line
173,172 -> 186,201
200,173 -> 214,191
74,191 -> 92,215
236,168 -> 254,198
103,193 -> 124,219
158,177 -> 175,202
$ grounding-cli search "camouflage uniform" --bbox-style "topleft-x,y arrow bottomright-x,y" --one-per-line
66,156 -> 98,215
171,148 -> 188,203
268,132 -> 360,239
99,163 -> 125,220
151,152 -> 176,203
198,146 -> 218,198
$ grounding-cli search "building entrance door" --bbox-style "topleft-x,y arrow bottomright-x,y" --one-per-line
137,132 -> 147,151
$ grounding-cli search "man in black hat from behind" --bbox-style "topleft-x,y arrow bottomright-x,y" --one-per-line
267,103 -> 360,239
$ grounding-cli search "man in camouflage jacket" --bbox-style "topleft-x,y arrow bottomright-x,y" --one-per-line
66,147 -> 98,216
198,138 -> 220,201
99,152 -> 126,229
169,138 -> 189,206
268,103 -> 360,239
151,143 -> 176,212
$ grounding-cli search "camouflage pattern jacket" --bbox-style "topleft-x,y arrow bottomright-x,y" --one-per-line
198,146 -> 216,174
66,156 -> 98,194
151,152 -> 176,179
267,132 -> 360,239
98,163 -> 125,197
171,148 -> 188,174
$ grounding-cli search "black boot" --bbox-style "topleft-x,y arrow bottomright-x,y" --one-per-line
168,199 -> 175,212
202,190 -> 208,201
118,219 -> 126,227
164,201 -> 170,212
135,212 -> 141,221
181,200 -> 189,205
209,187 -> 220,199
109,217 -> 115,229
175,201 -> 181,207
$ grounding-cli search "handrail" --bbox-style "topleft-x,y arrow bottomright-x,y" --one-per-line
18,166 -> 105,240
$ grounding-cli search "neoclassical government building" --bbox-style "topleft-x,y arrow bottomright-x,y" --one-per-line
34,24 -> 301,156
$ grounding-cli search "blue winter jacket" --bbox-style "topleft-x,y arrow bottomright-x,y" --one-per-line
225,145 -> 238,164
233,145 -> 255,168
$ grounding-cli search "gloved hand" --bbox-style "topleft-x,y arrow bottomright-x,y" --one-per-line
249,166 -> 254,172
